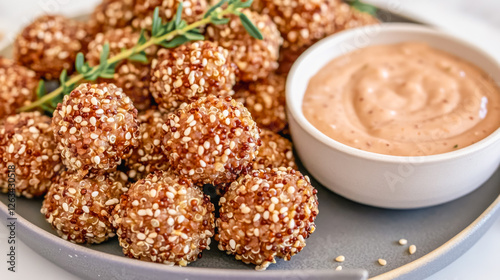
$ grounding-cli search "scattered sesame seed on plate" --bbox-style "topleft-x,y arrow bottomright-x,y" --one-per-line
409,244 -> 417,255
399,238 -> 408,245
335,255 -> 345,262
378,259 -> 387,266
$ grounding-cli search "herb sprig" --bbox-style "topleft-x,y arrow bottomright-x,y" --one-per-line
19,0 -> 262,113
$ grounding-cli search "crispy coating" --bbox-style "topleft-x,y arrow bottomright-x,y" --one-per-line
161,95 -> 261,185
252,0 -> 338,51
0,112 -> 63,198
13,15 -> 89,79
52,83 -> 140,177
150,41 -> 237,112
254,129 -> 295,170
112,171 -> 215,266
88,0 -> 136,35
276,0 -> 380,74
0,57 -> 38,118
216,167 -> 319,270
41,171 -> 129,244
132,0 -> 208,30
86,27 -> 158,111
234,72 -> 287,133
206,10 -> 282,82
124,109 -> 170,181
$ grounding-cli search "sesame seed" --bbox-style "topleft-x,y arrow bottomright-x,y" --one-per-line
91,191 -> 99,197
137,209 -> 147,216
137,233 -> 146,240
336,266 -> 342,271
409,245 -> 416,255
69,127 -> 77,134
229,239 -> 236,249
94,156 -> 100,165
335,255 -> 345,262
378,259 -> 387,266
399,239 -> 407,245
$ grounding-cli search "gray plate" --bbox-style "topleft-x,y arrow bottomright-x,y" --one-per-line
2,9 -> 500,280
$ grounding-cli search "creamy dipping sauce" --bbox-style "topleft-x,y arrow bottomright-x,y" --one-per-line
302,42 -> 500,156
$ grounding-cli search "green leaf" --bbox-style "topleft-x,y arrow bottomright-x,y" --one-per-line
204,0 -> 227,18
100,43 -> 110,66
177,20 -> 187,30
152,7 -> 162,37
211,16 -> 230,25
36,80 -> 45,99
137,29 -> 147,45
84,70 -> 100,81
174,3 -> 183,28
184,30 -> 205,41
59,69 -> 67,85
349,0 -> 377,15
75,53 -> 85,74
236,0 -> 253,8
164,20 -> 175,33
128,52 -> 149,63
239,13 -> 263,40
159,35 -> 189,48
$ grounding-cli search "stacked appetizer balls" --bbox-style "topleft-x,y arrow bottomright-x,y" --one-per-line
0,0 -> 380,270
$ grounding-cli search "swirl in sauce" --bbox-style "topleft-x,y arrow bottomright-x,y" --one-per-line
302,42 -> 500,156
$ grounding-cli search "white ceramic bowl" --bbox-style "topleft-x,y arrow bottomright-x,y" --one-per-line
286,23 -> 500,209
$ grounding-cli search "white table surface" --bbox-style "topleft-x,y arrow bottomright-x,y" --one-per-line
1,0 -> 500,279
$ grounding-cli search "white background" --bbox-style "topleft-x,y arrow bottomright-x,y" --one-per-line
1,0 -> 500,279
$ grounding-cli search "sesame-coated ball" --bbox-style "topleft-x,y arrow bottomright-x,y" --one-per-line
254,129 -> 295,170
216,167 -> 319,270
112,171 -> 215,266
0,57 -> 38,118
86,28 -> 158,111
13,15 -> 89,79
125,109 -> 170,181
132,0 -> 208,30
0,112 -> 63,198
41,171 -> 129,244
150,41 -> 237,112
52,83 -> 140,177
234,72 -> 287,133
88,0 -> 136,35
252,0 -> 338,51
161,95 -> 261,185
206,10 -> 282,82
276,1 -> 379,74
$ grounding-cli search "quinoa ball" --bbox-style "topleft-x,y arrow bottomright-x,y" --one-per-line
216,167 -> 319,270
132,0 -> 208,30
0,112 -> 63,198
41,170 -> 129,244
112,171 -> 215,266
86,28 -> 158,111
206,10 -> 282,82
88,0 -> 136,35
124,109 -> 170,181
150,41 -> 237,112
254,129 -> 295,170
13,15 -> 89,79
52,83 -> 140,177
251,0 -> 338,52
234,72 -> 287,133
276,1 -> 379,74
161,95 -> 261,185
0,57 -> 38,118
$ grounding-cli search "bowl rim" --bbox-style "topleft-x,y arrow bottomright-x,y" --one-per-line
286,22 -> 500,164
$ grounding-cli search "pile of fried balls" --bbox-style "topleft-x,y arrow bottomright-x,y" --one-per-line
0,0 -> 378,270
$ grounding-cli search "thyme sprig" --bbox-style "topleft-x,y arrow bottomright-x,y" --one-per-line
19,0 -> 262,113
